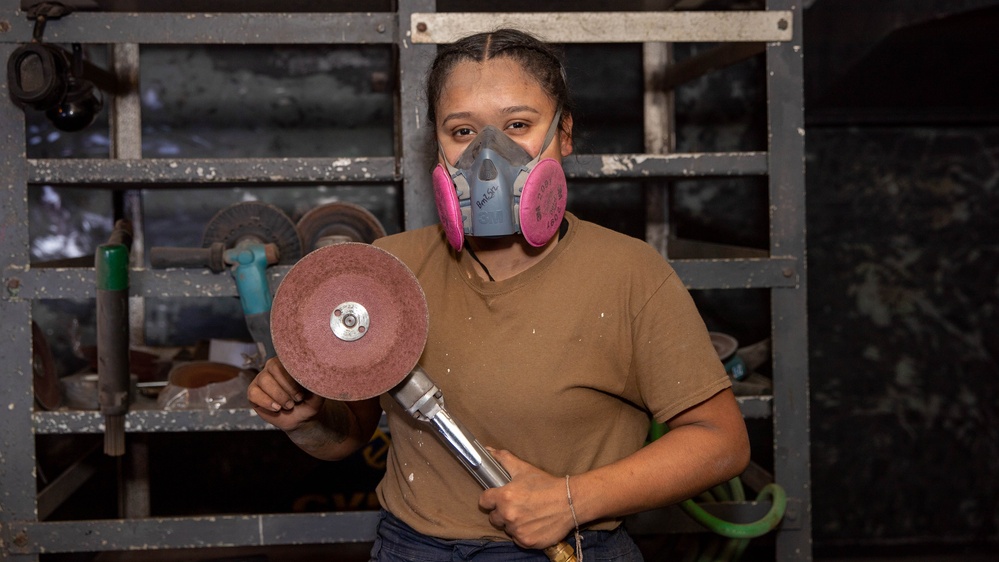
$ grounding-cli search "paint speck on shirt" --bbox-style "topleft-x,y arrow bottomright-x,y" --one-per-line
408,473 -> 414,482
601,312 -> 605,318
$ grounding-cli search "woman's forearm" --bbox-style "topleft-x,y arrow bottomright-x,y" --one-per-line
570,389 -> 750,524
285,398 -> 381,461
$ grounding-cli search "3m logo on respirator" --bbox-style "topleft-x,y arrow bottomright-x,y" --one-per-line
477,210 -> 507,225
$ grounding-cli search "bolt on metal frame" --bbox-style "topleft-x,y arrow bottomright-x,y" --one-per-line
0,2 -> 809,560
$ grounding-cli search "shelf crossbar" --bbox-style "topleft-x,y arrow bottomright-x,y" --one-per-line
25,152 -> 767,186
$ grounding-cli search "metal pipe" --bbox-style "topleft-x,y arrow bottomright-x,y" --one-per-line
95,220 -> 132,456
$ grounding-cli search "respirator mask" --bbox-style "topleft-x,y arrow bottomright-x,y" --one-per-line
432,109 -> 567,251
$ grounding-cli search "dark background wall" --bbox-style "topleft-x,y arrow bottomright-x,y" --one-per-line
803,1 -> 999,548
19,0 -> 999,556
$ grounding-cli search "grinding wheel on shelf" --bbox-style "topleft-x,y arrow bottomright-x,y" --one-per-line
270,243 -> 428,401
297,201 -> 387,251
201,201 -> 304,265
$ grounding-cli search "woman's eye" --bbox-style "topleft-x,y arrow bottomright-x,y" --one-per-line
507,121 -> 528,131
454,127 -> 474,138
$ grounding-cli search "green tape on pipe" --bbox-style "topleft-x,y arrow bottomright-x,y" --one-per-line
96,244 -> 129,291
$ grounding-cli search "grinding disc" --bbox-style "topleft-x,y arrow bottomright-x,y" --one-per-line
202,201 -> 304,265
710,332 -> 738,361
270,243 -> 428,401
297,202 -> 387,250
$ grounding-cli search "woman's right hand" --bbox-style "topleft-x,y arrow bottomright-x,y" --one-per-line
247,356 -> 325,432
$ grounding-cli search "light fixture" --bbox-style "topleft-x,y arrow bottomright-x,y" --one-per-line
8,42 -> 103,132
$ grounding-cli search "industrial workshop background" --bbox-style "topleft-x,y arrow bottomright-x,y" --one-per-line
1,1 -> 996,561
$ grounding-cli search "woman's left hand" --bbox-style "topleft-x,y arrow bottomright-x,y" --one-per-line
478,448 -> 574,549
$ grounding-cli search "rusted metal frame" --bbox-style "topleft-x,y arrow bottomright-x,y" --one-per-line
0,40 -> 42,562
34,408 -> 275,434
33,396 -> 772,435
737,395 -> 774,419
109,43 -> 144,332
28,153 -> 762,184
106,41 -> 150,520
10,267 -> 283,299
0,12 -> 399,44
564,151 -> 768,179
671,258 -> 799,290
397,0 -> 438,229
766,0 -> 812,560
28,157 -> 400,185
10,255 -> 799,302
410,11 -> 794,44
15,481 -> 797,554
3,511 -> 381,556
643,42 -> 676,259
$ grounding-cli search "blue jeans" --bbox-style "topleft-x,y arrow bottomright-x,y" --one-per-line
369,509 -> 644,561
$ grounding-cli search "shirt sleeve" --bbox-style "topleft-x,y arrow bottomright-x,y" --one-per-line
631,270 -> 732,423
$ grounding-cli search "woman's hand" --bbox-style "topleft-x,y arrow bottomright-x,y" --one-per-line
247,356 -> 324,432
247,356 -> 383,461
478,448 -> 574,550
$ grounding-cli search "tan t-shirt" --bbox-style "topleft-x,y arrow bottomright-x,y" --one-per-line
373,212 -> 730,540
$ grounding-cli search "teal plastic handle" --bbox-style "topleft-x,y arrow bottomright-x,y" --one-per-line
226,244 -> 272,316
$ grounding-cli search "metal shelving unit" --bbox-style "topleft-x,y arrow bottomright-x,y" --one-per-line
1,2 -> 809,560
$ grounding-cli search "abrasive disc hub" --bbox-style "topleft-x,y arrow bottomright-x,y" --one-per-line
331,301 -> 369,341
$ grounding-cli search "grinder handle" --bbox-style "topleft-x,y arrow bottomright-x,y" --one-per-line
149,242 -> 226,272
470,444 -> 577,562
391,367 -> 578,562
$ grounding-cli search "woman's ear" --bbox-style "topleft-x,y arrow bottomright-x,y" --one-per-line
559,114 -> 574,157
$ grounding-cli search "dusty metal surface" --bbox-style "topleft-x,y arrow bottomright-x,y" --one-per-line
0,39 -> 40,562
765,0 -> 811,559
0,12 -> 398,44
8,256 -> 799,302
397,0 -> 438,230
33,408 -> 275,433
27,154 -> 761,184
410,11 -> 794,44
565,152 -> 768,179
4,511 -> 381,555
28,157 -> 400,184
8,267 -> 273,299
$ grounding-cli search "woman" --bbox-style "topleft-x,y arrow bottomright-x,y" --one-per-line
248,29 -> 750,561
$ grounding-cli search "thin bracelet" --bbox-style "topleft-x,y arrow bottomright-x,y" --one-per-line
566,475 -> 583,561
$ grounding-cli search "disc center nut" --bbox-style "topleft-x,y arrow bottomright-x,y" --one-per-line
330,301 -> 370,342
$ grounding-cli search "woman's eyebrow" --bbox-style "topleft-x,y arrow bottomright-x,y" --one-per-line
440,106 -> 542,127
440,111 -> 472,126
500,105 -> 542,116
